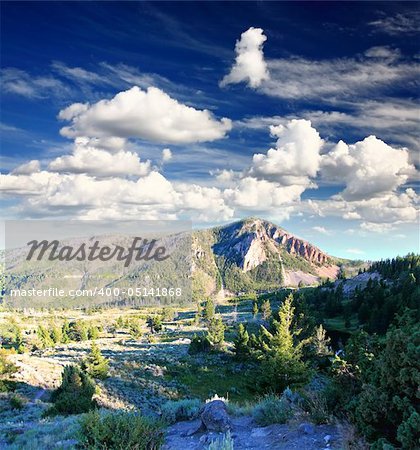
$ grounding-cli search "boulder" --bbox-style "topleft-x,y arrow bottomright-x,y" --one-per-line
200,400 -> 232,432
299,422 -> 315,435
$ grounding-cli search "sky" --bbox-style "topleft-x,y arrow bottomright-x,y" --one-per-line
0,1 -> 419,260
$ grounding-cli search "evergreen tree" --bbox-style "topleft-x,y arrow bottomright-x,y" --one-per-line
82,342 -> 109,380
37,325 -> 54,348
147,316 -> 163,334
252,301 -> 259,318
88,325 -> 99,340
260,300 -> 272,321
203,298 -> 215,321
128,319 -> 143,339
50,325 -> 63,344
255,294 -> 310,393
234,323 -> 250,358
61,320 -> 71,343
49,364 -> 96,415
207,315 -> 225,350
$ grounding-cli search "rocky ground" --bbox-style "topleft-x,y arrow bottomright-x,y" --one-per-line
164,416 -> 341,449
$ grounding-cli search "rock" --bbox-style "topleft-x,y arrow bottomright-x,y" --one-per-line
251,427 -> 272,438
324,434 -> 332,444
299,423 -> 315,435
200,400 -> 232,432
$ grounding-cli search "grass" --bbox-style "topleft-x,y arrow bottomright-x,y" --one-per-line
165,357 -> 256,403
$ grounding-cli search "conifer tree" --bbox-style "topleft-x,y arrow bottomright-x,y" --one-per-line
204,298 -> 216,321
207,315 -> 225,350
260,300 -> 272,321
252,301 -> 259,318
234,323 -> 250,357
82,342 -> 109,380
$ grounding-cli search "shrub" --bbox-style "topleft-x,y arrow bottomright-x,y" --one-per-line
188,334 -> 211,354
208,430 -> 234,450
161,398 -> 201,424
129,319 -> 143,339
78,410 -> 164,449
252,394 -> 293,426
47,364 -> 97,415
10,394 -> 25,410
0,348 -> 17,392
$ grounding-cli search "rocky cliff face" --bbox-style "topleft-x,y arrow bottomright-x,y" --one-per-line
193,217 -> 339,292
212,218 -> 332,271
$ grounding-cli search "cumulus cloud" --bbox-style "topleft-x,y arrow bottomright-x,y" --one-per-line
224,177 -> 304,209
11,160 -> 41,175
312,226 -> 330,235
321,136 -> 414,200
59,86 -> 232,144
48,137 -> 151,177
250,119 -> 323,186
162,148 -> 172,162
220,27 -> 269,88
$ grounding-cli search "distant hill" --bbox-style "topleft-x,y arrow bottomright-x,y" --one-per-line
3,217 -> 353,308
192,217 -> 343,297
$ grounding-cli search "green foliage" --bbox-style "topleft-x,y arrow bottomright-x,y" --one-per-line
252,394 -> 293,426
0,348 -> 17,392
188,334 -> 211,354
9,394 -> 25,410
88,325 -> 100,340
82,342 -> 109,380
350,313 -> 420,448
68,320 -> 89,341
128,319 -> 143,339
37,325 -> 54,348
208,431 -> 234,450
78,410 -> 164,450
207,316 -> 225,350
48,364 -> 96,415
252,301 -> 259,318
260,300 -> 272,321
254,294 -> 311,393
147,315 -> 163,333
161,398 -> 201,424
233,323 -> 250,358
204,298 -> 216,321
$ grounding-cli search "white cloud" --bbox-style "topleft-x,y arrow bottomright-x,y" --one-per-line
224,177 -> 304,209
1,68 -> 70,99
59,86 -> 232,144
364,46 -> 400,61
162,148 -> 172,162
322,136 -> 414,200
312,226 -> 330,235
11,160 -> 41,175
250,119 -> 323,185
346,248 -> 365,255
220,27 -> 269,88
257,53 -> 419,101
368,11 -> 420,35
48,137 -> 151,177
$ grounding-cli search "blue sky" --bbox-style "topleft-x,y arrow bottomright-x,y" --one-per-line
1,1 -> 419,260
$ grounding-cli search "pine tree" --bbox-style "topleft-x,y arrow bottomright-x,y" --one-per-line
129,319 -> 143,339
204,298 -> 215,321
252,301 -> 259,318
50,325 -> 63,344
260,300 -> 272,321
255,294 -> 310,393
37,325 -> 54,348
61,320 -> 71,343
207,315 -> 225,350
82,342 -> 109,380
49,364 -> 96,415
312,324 -> 332,357
234,323 -> 250,357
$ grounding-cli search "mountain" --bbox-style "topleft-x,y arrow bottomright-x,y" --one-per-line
192,217 -> 341,297
3,217 -> 344,308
